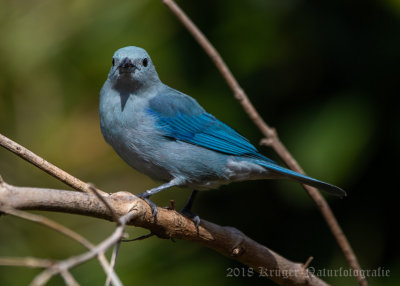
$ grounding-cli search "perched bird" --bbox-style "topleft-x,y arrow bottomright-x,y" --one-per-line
99,46 -> 346,222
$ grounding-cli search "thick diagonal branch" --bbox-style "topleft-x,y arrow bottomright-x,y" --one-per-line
0,179 -> 327,286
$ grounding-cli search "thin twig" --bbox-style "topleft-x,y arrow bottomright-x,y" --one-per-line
161,1 -> 367,286
0,257 -> 55,268
30,211 -> 137,286
169,199 -> 175,211
105,240 -> 121,286
0,204 -> 93,249
88,183 -> 120,223
87,183 -> 123,286
60,270 -> 80,286
303,256 -> 314,270
0,133 -> 107,196
121,232 -> 154,242
0,204 -> 122,286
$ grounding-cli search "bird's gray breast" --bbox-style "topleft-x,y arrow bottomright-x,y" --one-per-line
99,84 -> 172,181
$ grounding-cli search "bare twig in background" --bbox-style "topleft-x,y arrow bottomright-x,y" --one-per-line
0,133 -> 106,196
0,204 -> 122,286
60,270 -> 79,286
0,257 -> 55,268
122,232 -> 154,242
161,1 -> 367,286
0,179 -> 327,286
30,211 -> 137,286
105,240 -> 121,286
0,204 -> 92,249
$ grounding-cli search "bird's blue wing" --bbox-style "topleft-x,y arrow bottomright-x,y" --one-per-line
147,87 -> 274,162
147,87 -> 346,197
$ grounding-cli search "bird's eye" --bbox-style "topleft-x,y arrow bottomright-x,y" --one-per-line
112,58 -> 115,66
142,58 -> 148,67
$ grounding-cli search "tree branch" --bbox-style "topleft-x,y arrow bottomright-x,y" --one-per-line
0,178 -> 327,286
161,1 -> 367,285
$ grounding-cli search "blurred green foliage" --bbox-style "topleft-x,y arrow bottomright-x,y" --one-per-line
0,0 -> 398,285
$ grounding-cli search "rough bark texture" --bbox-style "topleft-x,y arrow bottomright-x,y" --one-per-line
0,180 -> 327,286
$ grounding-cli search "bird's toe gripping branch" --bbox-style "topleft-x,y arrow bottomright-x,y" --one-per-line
137,192 -> 159,218
181,208 -> 200,228
137,178 -> 183,218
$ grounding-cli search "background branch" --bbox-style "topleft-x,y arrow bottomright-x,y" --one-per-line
29,211 -> 136,286
0,257 -> 55,269
0,133 -> 106,196
162,1 -> 367,286
0,203 -> 122,286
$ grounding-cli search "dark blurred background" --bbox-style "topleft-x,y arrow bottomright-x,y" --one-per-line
0,0 -> 398,285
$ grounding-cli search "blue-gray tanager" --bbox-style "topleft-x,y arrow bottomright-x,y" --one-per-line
99,46 -> 346,221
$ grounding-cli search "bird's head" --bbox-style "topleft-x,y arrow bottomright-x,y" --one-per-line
107,46 -> 160,92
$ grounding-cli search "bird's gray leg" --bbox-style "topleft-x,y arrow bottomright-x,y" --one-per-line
182,190 -> 198,212
181,190 -> 200,227
137,178 -> 182,218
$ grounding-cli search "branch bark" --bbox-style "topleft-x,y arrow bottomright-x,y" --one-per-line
0,178 -> 327,286
161,1 -> 367,286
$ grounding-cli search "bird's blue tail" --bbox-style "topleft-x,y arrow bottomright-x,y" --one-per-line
256,160 -> 346,197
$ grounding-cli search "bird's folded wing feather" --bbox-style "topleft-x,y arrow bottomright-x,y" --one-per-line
146,87 -> 274,163
146,87 -> 346,197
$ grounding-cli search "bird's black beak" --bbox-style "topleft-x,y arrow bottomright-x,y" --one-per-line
118,57 -> 137,74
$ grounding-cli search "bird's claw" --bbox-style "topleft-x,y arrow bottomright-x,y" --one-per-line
137,192 -> 158,218
181,208 -> 201,228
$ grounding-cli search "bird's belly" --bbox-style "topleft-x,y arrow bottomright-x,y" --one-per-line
182,159 -> 269,190
101,119 -> 173,182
